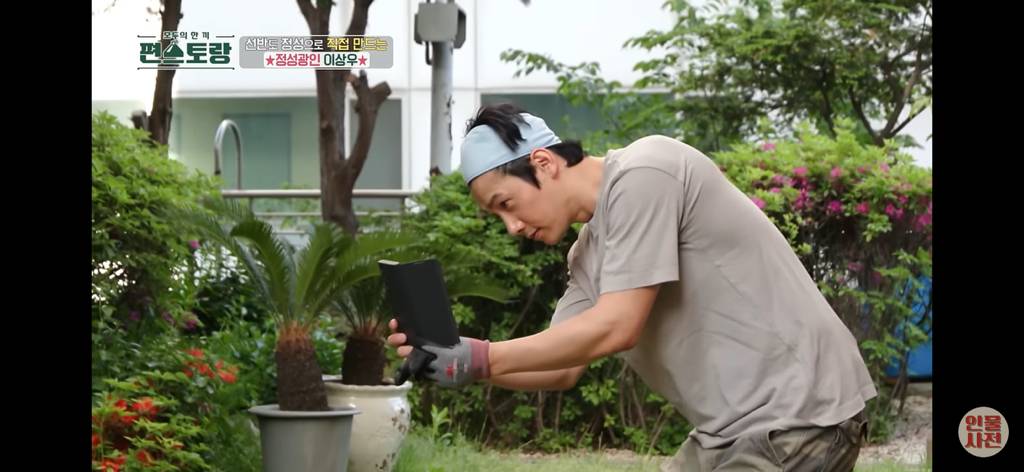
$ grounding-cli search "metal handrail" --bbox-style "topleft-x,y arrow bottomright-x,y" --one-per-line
221,189 -> 418,199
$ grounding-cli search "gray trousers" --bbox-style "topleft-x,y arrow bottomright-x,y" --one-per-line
661,411 -> 869,472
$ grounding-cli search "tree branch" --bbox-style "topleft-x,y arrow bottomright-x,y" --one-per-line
295,0 -> 315,29
881,48 -> 924,139
818,68 -> 837,137
848,87 -> 882,146
891,103 -> 927,137
344,71 -> 392,182
346,0 -> 374,36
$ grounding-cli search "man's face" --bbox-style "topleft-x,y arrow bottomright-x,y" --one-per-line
469,154 -> 571,245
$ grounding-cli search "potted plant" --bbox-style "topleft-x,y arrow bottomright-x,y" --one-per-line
324,251 -> 510,472
189,201 -> 413,472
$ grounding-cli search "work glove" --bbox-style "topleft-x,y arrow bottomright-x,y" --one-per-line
421,336 -> 490,388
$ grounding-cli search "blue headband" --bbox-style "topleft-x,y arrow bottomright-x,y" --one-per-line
460,113 -> 562,185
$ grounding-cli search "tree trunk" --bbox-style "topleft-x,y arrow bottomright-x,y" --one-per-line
341,335 -> 386,385
275,321 -> 329,411
137,0 -> 183,146
298,0 -> 391,235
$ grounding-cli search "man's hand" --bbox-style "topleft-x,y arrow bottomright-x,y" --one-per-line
386,318 -> 413,357
421,337 -> 490,388
386,319 -> 490,387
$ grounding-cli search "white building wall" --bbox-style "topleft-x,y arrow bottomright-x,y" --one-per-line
92,0 -> 932,190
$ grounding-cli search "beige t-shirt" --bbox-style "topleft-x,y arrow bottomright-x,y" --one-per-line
551,135 -> 877,448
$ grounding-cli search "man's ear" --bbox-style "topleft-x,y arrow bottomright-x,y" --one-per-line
530,148 -> 560,179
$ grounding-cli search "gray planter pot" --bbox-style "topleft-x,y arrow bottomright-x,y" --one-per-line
249,404 -> 360,472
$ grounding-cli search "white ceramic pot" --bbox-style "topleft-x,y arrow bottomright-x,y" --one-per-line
323,375 -> 412,472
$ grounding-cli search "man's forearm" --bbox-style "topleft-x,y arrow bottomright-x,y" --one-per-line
487,369 -> 574,391
488,304 -> 625,377
486,287 -> 658,378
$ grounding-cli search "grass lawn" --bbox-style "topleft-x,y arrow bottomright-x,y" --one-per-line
393,430 -> 931,472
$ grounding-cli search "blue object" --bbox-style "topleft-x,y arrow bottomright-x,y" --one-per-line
459,112 -> 562,185
885,276 -> 932,379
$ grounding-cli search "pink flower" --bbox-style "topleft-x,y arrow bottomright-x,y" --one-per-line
830,167 -> 842,179
857,166 -> 868,174
880,163 -> 890,173
794,188 -> 812,210
750,196 -> 766,210
188,240 -> 200,251
847,262 -> 864,272
770,175 -> 795,188
914,213 -> 932,231
761,142 -> 776,152
885,203 -> 904,220
770,187 -> 781,193
855,202 -> 870,215
897,195 -> 908,205
792,167 -> 808,177
826,200 -> 844,214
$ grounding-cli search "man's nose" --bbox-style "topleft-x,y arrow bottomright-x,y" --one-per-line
501,214 -> 525,236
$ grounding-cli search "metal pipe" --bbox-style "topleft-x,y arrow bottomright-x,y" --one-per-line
213,119 -> 243,190
430,37 -> 453,174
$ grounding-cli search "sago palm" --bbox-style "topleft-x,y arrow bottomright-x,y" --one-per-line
188,200 -> 413,410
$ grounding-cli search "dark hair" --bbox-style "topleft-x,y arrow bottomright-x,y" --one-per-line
464,103 -> 586,188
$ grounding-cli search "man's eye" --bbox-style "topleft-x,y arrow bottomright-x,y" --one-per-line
500,200 -> 511,209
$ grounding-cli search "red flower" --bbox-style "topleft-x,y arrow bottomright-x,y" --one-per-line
186,348 -> 205,360
218,370 -> 237,384
198,363 -> 215,378
114,399 -> 127,410
131,397 -> 158,418
92,433 -> 101,449
120,414 -> 138,426
136,450 -> 152,465
101,455 -> 126,472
